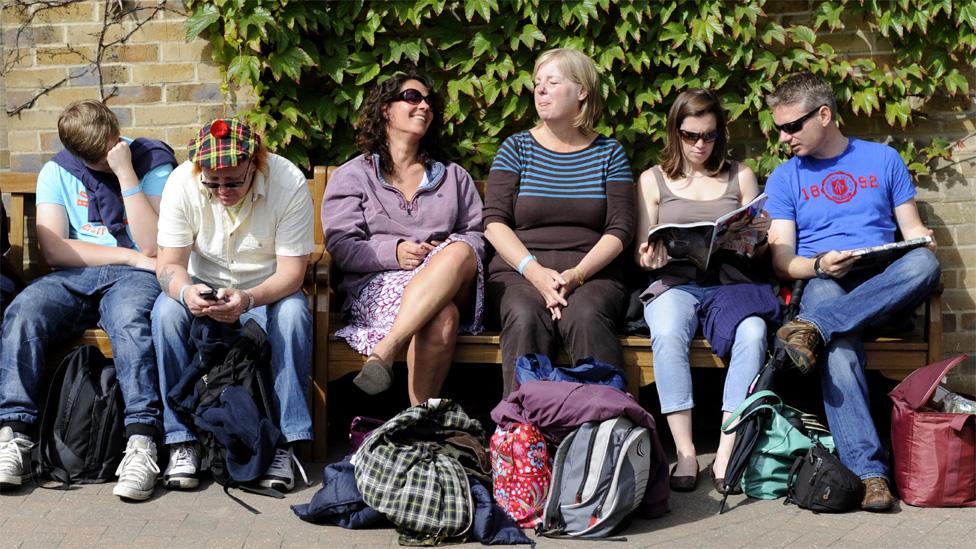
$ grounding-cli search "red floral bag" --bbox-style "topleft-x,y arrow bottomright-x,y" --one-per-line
490,423 -> 551,527
889,355 -> 975,507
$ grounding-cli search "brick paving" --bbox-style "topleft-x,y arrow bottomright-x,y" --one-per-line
2,450 -> 974,549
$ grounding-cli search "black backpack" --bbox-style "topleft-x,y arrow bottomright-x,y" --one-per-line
32,345 -> 125,485
785,443 -> 864,513
169,319 -> 283,506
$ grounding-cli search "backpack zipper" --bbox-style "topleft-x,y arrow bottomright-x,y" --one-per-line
576,424 -> 601,503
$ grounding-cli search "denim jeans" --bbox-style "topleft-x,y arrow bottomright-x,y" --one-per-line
152,289 -> 312,445
798,247 -> 940,479
0,266 -> 163,434
644,283 -> 767,414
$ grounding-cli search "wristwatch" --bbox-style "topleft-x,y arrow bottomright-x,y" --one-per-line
813,254 -> 830,279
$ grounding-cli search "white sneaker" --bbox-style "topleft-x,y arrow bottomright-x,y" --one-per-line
0,426 -> 33,487
163,444 -> 200,490
258,447 -> 301,492
112,435 -> 159,501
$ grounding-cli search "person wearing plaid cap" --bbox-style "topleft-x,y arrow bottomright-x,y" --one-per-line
0,99 -> 175,501
152,118 -> 314,492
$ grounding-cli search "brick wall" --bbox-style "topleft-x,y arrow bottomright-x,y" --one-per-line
0,0 -> 252,170
2,0 -> 974,358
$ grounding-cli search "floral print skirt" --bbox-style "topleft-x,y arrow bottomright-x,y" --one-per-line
335,237 -> 485,355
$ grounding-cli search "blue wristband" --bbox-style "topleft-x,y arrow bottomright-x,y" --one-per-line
516,254 -> 537,275
178,284 -> 191,307
121,184 -> 143,198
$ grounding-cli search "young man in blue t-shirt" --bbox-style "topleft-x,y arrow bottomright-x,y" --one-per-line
764,73 -> 940,512
0,100 -> 176,500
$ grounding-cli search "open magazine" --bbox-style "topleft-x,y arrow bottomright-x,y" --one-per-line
646,193 -> 767,271
847,236 -> 933,271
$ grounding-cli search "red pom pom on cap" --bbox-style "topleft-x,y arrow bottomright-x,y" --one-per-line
210,119 -> 230,138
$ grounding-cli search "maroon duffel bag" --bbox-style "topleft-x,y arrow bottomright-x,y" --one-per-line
889,355 -> 975,507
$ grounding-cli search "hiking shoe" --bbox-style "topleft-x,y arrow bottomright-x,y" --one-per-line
0,426 -> 33,487
258,447 -> 296,492
163,443 -> 200,490
776,319 -> 822,374
112,435 -> 159,501
861,477 -> 895,512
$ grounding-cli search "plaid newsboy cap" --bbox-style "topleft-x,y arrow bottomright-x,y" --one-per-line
188,118 -> 259,169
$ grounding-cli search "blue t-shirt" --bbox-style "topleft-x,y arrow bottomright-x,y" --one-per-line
765,138 -> 916,258
35,138 -> 173,250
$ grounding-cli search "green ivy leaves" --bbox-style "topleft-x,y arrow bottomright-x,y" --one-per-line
185,0 -> 974,180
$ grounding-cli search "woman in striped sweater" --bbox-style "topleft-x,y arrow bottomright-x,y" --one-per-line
483,48 -> 635,397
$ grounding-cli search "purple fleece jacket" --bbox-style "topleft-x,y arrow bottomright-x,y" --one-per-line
322,154 -> 485,309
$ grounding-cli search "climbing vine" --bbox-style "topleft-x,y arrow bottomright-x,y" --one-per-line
185,0 -> 974,178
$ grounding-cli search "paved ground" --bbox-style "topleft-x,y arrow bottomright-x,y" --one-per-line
2,449 -> 974,549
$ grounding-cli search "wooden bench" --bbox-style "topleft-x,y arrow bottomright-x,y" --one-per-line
316,165 -> 943,446
1,168 -> 333,460
3,166 -> 944,461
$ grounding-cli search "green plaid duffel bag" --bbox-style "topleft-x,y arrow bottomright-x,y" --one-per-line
354,399 -> 486,541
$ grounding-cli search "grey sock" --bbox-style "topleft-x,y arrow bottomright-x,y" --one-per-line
353,360 -> 393,395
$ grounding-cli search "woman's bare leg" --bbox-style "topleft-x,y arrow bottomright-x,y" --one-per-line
405,303 -> 459,405
668,410 -> 698,476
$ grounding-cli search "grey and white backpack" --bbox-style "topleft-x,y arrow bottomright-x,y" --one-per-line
539,416 -> 651,538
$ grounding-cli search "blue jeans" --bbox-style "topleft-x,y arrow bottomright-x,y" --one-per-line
644,283 -> 767,414
152,289 -> 313,445
798,247 -> 940,479
0,266 -> 163,433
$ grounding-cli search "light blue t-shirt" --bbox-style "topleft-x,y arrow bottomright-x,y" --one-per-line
35,138 -> 173,250
764,138 -> 916,258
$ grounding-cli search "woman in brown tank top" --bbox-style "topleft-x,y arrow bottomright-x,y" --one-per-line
635,89 -> 773,495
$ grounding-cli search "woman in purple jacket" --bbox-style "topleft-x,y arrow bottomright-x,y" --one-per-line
322,72 -> 485,405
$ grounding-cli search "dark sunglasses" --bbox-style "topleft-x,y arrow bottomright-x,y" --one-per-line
678,129 -> 720,144
392,88 -> 433,107
773,105 -> 825,134
201,157 -> 252,190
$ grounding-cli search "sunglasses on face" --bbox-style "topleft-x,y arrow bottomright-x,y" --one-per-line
201,157 -> 251,190
392,88 -> 433,107
773,105 -> 825,134
678,129 -> 720,144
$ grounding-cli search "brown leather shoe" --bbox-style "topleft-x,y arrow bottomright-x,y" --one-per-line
776,319 -> 822,374
669,462 -> 699,492
709,459 -> 743,495
861,477 -> 895,511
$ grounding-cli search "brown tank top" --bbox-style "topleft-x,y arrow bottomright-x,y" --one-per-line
653,161 -> 741,224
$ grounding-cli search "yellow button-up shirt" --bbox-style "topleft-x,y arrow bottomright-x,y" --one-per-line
157,153 -> 313,290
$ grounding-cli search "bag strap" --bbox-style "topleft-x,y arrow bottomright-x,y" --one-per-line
721,390 -> 781,433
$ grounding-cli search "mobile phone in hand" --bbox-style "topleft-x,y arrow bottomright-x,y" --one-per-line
426,231 -> 449,243
198,287 -> 219,301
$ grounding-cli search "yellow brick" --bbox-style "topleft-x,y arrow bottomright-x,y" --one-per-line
124,127 -> 167,141
132,63 -> 196,84
7,131 -> 40,153
943,333 -> 976,355
4,68 -> 68,90
4,109 -> 62,131
32,1 -> 96,23
167,126 -> 204,151
196,60 -> 224,81
36,46 -> 95,66
29,86 -> 102,109
129,21 -> 187,43
64,23 -> 128,45
161,40 -> 209,62
197,104 -> 230,123
0,150 -> 10,170
39,131 -> 62,152
103,86 -> 162,105
104,43 -> 158,63
134,105 -> 199,126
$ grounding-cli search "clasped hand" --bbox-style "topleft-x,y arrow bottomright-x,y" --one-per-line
396,240 -> 435,270
524,262 -> 584,321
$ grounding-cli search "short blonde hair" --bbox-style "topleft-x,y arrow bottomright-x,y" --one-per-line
57,99 -> 120,164
533,48 -> 602,132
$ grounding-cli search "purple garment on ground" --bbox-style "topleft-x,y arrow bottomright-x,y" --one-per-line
490,380 -> 670,518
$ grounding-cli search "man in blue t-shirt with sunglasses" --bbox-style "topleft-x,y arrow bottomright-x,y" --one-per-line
764,72 -> 940,512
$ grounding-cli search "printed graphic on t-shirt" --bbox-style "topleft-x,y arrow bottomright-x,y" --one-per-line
801,170 -> 879,204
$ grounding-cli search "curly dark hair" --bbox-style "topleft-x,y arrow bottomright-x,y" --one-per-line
355,71 -> 447,175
